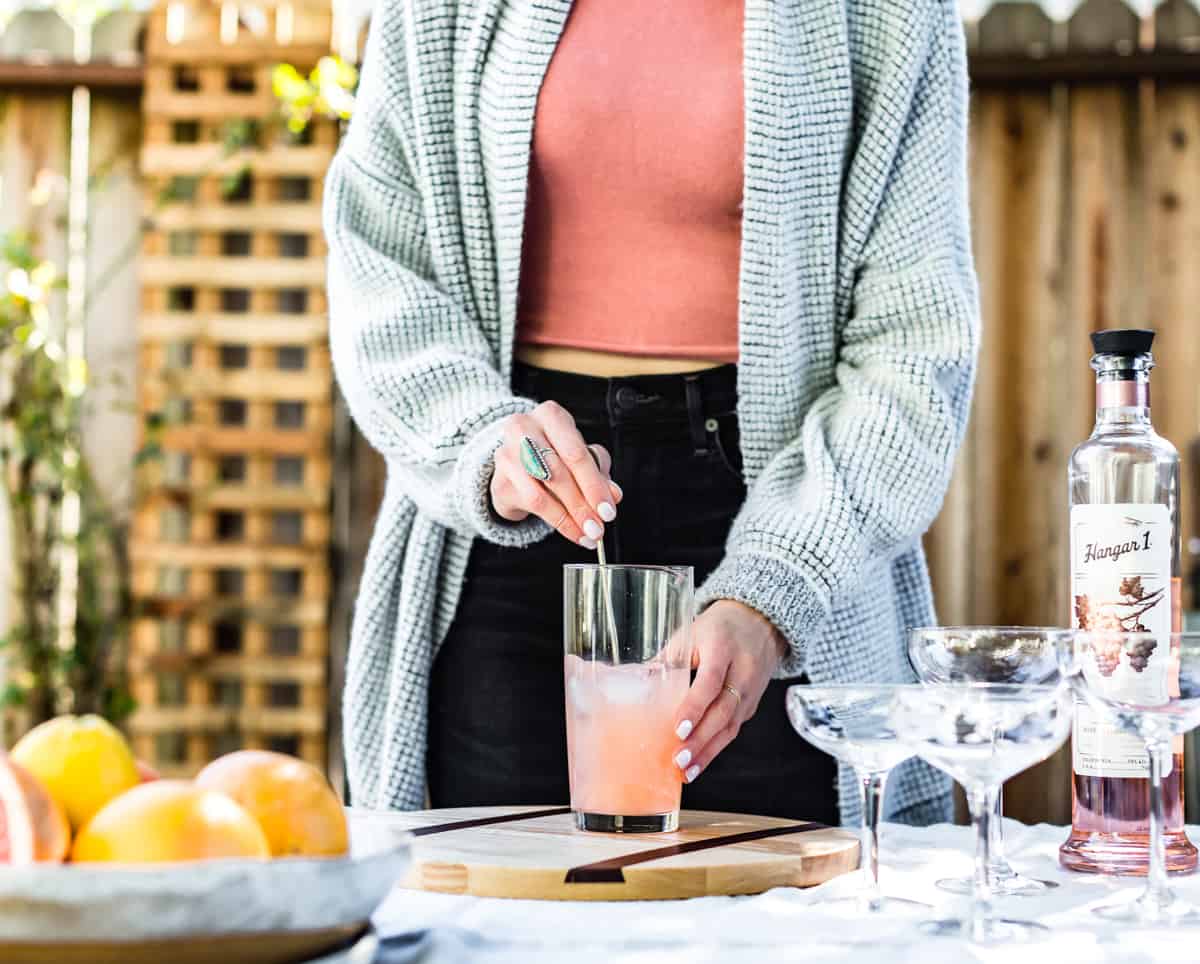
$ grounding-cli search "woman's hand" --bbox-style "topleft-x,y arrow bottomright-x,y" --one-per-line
672,600 -> 788,783
490,401 -> 623,547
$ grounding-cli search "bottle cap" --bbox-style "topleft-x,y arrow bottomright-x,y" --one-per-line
1090,329 -> 1155,356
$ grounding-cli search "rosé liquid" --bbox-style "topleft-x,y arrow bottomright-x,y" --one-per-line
564,654 -> 689,818
1061,751 -> 1196,875
1060,578 -> 1198,875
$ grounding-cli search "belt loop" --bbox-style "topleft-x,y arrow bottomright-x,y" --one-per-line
684,374 -> 708,456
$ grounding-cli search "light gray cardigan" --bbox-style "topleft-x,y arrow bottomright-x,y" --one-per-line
325,0 -> 980,826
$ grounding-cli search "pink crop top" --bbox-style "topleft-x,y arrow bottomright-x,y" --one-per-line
515,0 -> 744,364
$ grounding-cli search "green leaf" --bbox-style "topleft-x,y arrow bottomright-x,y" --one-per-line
1,682 -> 28,708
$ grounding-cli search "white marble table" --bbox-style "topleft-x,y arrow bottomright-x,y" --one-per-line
369,820 -> 1200,963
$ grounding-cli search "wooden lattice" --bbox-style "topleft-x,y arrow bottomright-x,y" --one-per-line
129,0 -> 336,777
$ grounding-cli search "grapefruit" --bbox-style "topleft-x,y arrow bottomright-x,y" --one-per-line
11,715 -> 139,831
195,750 -> 348,857
0,753 -> 70,864
71,781 -> 270,863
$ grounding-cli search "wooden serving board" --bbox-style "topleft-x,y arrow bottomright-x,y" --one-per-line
389,806 -> 859,901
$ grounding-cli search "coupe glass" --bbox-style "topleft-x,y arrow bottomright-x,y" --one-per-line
891,683 -> 1072,943
563,564 -> 694,833
786,684 -> 928,915
1057,631 -> 1200,924
909,627 -> 1070,897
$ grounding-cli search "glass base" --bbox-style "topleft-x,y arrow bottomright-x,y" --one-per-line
1093,890 -> 1200,925
820,896 -> 929,916
574,810 -> 678,833
922,917 -> 1049,944
1060,828 -> 1199,876
936,862 -> 1060,898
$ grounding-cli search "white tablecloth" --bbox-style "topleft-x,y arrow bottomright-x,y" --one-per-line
370,821 -> 1200,963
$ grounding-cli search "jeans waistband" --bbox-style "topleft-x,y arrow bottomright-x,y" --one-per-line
511,361 -> 738,427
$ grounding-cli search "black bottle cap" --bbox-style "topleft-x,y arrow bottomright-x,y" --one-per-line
1090,329 -> 1155,356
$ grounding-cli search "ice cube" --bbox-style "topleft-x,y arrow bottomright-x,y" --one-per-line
597,664 -> 657,705
566,673 -> 593,717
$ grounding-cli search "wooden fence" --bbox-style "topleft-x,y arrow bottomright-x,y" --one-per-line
2,0 -> 1200,819
928,0 -> 1200,822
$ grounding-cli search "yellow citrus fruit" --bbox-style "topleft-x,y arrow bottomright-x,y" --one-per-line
71,781 -> 270,863
195,750 -> 348,857
11,715 -> 140,831
0,752 -> 70,864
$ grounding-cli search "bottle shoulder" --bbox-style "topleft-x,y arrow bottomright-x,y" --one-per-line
1071,429 -> 1180,466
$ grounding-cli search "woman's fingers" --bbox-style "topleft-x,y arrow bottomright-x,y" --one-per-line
492,446 -> 585,544
504,414 -> 600,546
589,444 -> 624,506
674,671 -> 745,782
680,720 -> 740,783
535,403 -> 618,525
668,602 -> 786,784
491,403 -> 621,547
672,640 -> 733,742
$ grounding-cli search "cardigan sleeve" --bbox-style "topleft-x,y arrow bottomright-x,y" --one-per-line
696,3 -> 980,675
324,0 -> 549,548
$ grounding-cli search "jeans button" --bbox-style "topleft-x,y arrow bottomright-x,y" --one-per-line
615,386 -> 639,410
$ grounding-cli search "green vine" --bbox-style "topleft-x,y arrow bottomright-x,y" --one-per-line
0,231 -> 137,726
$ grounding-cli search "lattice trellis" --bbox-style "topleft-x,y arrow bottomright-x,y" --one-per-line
128,0 -> 337,777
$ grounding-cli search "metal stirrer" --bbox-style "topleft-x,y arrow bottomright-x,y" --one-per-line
595,537 -> 621,665
589,447 -> 621,664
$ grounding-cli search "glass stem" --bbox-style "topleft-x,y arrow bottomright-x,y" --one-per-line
968,785 -> 996,943
858,769 -> 888,912
988,785 -> 1008,873
1144,740 -> 1172,910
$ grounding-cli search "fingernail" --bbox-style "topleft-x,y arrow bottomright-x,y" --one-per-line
580,536 -> 597,550
675,720 -> 693,740
685,765 -> 700,783
609,481 -> 624,500
583,519 -> 603,541
674,749 -> 692,769
597,501 -> 617,522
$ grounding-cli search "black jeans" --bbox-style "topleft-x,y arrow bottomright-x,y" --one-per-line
427,362 -> 839,823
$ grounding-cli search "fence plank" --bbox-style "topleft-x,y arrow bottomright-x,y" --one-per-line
1068,0 -> 1143,53
1155,0 -> 1200,51
83,95 -> 143,511
1149,82 -> 1200,624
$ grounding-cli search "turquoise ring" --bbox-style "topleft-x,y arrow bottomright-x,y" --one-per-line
519,435 -> 554,482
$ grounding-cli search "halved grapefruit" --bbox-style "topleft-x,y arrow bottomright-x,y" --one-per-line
0,753 -> 70,864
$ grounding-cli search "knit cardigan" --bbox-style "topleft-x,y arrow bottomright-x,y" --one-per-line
324,0 -> 980,826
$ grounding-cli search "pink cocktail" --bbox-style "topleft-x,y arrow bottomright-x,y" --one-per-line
565,656 -> 689,820
563,564 -> 693,833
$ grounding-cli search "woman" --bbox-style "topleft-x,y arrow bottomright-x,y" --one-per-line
325,0 -> 979,826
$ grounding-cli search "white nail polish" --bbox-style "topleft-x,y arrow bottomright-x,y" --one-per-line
685,765 -> 700,784
609,481 -> 624,499
675,720 -> 693,740
583,519 -> 603,540
580,536 -> 597,550
674,749 -> 692,769
598,501 -> 617,522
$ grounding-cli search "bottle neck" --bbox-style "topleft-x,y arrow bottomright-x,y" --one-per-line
1094,374 -> 1152,431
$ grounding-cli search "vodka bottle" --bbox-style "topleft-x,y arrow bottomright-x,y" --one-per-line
1059,329 -> 1198,875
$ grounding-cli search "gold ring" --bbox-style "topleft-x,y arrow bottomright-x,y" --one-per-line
723,683 -> 741,706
